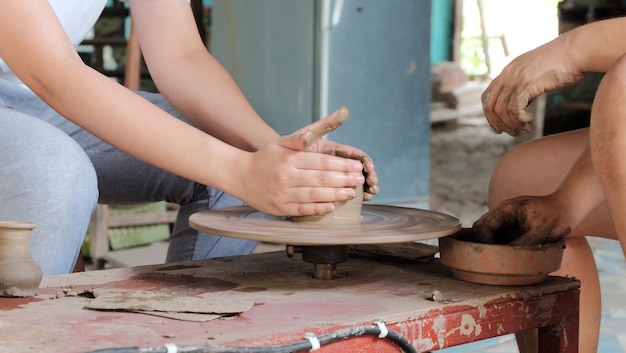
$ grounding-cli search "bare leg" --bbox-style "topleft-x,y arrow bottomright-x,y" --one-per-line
590,55 -> 626,255
488,128 -> 613,353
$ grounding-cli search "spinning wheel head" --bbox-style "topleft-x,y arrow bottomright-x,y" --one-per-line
189,205 -> 460,279
189,205 -> 461,246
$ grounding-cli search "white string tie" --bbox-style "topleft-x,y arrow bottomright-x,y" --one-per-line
164,343 -> 178,353
375,320 -> 389,338
304,332 -> 321,351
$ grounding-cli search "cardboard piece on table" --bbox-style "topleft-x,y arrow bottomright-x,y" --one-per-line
85,289 -> 254,321
130,310 -> 222,322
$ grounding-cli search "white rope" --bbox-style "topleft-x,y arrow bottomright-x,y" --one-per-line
304,332 -> 321,351
164,343 -> 178,353
375,320 -> 389,338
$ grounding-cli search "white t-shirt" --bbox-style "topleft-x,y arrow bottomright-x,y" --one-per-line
0,0 -> 108,82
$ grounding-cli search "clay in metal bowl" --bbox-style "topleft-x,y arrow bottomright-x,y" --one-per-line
438,232 -> 566,286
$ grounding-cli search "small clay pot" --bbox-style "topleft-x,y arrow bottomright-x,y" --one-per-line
289,184 -> 364,225
439,230 -> 565,286
0,221 -> 43,297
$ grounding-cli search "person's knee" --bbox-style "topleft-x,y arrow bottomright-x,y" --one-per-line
1,112 -> 98,209
49,147 -> 99,210
605,54 -> 626,81
44,146 -> 97,211
2,129 -> 98,214
488,137 -> 567,208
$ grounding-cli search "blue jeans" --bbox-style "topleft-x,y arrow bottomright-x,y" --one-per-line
0,80 -> 256,275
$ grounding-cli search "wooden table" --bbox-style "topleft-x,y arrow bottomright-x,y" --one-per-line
0,251 -> 579,353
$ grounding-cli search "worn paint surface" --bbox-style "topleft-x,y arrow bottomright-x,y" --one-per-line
0,252 -> 579,352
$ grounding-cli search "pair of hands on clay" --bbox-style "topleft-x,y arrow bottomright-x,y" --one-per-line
237,107 -> 379,217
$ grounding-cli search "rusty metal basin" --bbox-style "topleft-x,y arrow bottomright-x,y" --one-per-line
438,233 -> 566,286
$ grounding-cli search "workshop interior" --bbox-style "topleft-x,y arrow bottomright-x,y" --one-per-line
3,0 -> 626,352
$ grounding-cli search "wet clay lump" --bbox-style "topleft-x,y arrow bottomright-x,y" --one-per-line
289,184 -> 364,225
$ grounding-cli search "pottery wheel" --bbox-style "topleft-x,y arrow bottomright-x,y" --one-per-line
189,204 -> 461,245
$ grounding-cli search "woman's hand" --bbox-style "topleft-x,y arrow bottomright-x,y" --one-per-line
299,107 -> 379,201
235,107 -> 376,216
482,40 -> 583,136
472,195 -> 573,245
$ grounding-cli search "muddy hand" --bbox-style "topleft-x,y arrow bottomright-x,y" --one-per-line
322,148 -> 379,201
471,205 -> 520,244
473,196 -> 572,245
481,44 -> 584,136
300,107 -> 379,200
302,106 -> 350,151
357,154 -> 379,201
276,107 -> 349,153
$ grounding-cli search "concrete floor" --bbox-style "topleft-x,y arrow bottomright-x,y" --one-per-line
95,117 -> 626,352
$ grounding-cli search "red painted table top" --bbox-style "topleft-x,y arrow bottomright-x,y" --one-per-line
0,251 -> 580,353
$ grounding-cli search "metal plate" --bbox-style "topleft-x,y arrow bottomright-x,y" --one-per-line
189,205 -> 461,245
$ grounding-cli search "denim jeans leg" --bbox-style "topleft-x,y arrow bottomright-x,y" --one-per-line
0,108 -> 98,275
167,188 -> 257,262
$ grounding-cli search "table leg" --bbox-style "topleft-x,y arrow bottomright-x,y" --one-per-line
537,296 -> 580,353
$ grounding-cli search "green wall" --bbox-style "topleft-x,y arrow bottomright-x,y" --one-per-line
431,0 -> 454,63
